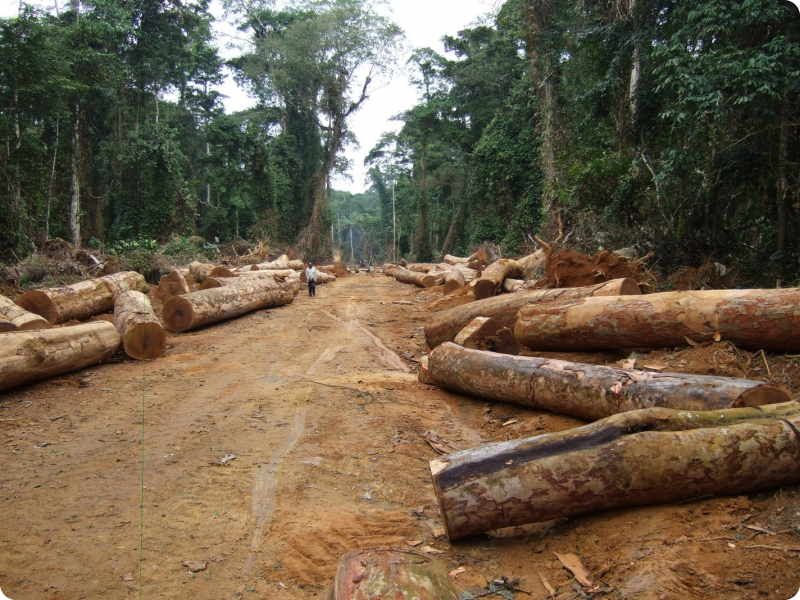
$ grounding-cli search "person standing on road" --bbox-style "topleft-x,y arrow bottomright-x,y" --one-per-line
306,262 -> 318,297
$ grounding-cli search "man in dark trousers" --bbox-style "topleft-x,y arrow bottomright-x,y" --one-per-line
305,262 -> 317,297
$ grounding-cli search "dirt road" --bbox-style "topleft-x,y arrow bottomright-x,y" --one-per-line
1,273 -> 798,599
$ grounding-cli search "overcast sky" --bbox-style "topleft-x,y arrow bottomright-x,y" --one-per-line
2,0 -> 499,193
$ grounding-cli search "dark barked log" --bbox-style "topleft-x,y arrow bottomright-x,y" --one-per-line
431,402 -> 800,541
514,287 -> 800,352
323,548 -> 459,600
473,259 -> 522,300
162,278 -> 296,332
425,278 -> 641,350
393,265 -> 437,288
0,295 -> 50,330
428,342 -> 790,420
14,271 -> 145,324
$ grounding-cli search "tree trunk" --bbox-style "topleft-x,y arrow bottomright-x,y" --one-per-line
0,321 -> 121,392
473,259 -> 521,300
514,288 -> 800,352
442,269 -> 465,295
299,270 -> 337,284
113,290 -> 166,361
323,548 -> 459,600
425,278 -> 640,350
453,318 -> 519,355
0,295 -> 51,330
15,271 -> 146,324
155,269 -> 190,302
444,249 -> 487,266
251,260 -> 305,271
162,279 -> 297,333
69,104 -> 81,247
188,262 -> 238,282
502,279 -> 541,293
393,265 -> 437,288
517,249 -> 546,279
432,403 -> 800,540
428,342 -> 790,422
201,270 -> 298,290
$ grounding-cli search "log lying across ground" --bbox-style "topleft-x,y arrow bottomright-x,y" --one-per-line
15,271 -> 146,324
393,265 -> 437,288
0,322 -> 122,392
515,287 -> 800,352
425,278 -> 641,349
251,259 -> 305,271
431,402 -> 800,540
473,258 -> 522,300
0,295 -> 50,330
162,278 -> 298,332
188,261 -> 237,281
300,270 -> 337,284
517,249 -> 545,278
443,269 -> 465,294
453,318 -> 519,355
323,548 -> 459,600
155,269 -> 190,301
199,270 -> 296,290
502,278 -> 540,294
444,249 -> 487,266
114,291 -> 166,361
427,343 -> 790,420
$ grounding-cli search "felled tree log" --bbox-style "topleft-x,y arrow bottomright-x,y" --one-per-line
473,259 -> 522,300
162,278 -> 296,332
0,295 -> 50,330
428,342 -> 790,420
299,270 -> 337,284
444,249 -> 487,266
517,249 -> 546,279
323,548 -> 459,600
514,287 -> 800,352
0,321 -> 122,392
15,271 -> 145,324
252,259 -> 305,271
425,278 -> 640,349
113,290 -> 166,361
188,261 -> 236,281
453,318 -> 519,355
443,269 -> 465,295
199,270 -> 295,290
393,266 -> 436,288
502,278 -> 540,294
431,402 -> 800,540
155,269 -> 190,302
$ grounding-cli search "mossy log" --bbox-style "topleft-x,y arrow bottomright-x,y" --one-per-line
0,322 -> 122,392
393,266 -> 437,288
155,269 -> 190,302
323,548 -> 459,600
425,278 -> 641,350
162,278 -> 296,332
113,290 -> 166,361
514,287 -> 800,352
0,295 -> 50,330
473,259 -> 522,300
15,271 -> 145,324
428,342 -> 790,421
453,318 -> 519,355
431,402 -> 800,540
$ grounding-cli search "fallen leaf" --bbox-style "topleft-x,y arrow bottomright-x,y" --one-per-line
449,567 -> 466,578
555,552 -> 592,587
182,560 -> 207,572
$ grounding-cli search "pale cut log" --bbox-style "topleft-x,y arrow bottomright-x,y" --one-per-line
252,259 -> 305,271
210,266 -> 237,278
188,261 -> 236,281
431,402 -> 800,540
517,248 -> 546,278
300,270 -> 337,284
453,318 -> 519,355
473,259 -> 521,300
162,278 -> 296,332
15,271 -> 145,324
443,253 -> 469,265
428,342 -> 790,420
406,263 -> 435,273
514,287 -> 800,352
199,270 -> 296,290
425,278 -> 641,350
466,259 -> 483,272
0,295 -> 50,330
114,291 -> 166,361
155,269 -> 190,302
393,266 -> 436,288
502,278 -> 541,294
443,269 -> 465,295
0,322 -> 122,392
323,548 -> 459,600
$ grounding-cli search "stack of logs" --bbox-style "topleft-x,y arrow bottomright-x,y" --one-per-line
0,255 -> 331,392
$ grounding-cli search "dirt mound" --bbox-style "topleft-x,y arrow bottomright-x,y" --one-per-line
667,259 -> 737,291
545,249 -> 644,288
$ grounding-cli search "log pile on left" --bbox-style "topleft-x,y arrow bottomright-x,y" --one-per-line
0,322 -> 122,392
14,271 -> 146,324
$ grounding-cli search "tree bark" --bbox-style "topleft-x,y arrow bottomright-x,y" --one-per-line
162,278 -> 297,333
443,269 -> 465,295
393,266 -> 437,288
425,278 -> 640,350
443,249 -> 487,266
188,262 -> 237,281
323,548 -> 459,600
200,270 -> 297,291
0,321 -> 121,392
516,249 -> 546,279
114,290 -> 166,361
0,295 -> 51,330
453,318 -> 519,355
502,279 -> 540,294
155,269 -> 190,302
473,259 -> 522,300
0,318 -> 18,333
428,342 -> 789,421
431,403 -> 800,540
251,259 -> 305,271
15,271 -> 146,324
514,288 -> 800,352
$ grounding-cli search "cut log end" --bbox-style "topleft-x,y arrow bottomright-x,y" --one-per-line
421,274 -> 437,288
443,280 -> 462,295
123,322 -> 167,361
162,297 -> 194,333
612,277 -> 641,296
210,266 -> 237,278
0,320 -> 19,333
735,385 -> 792,407
15,290 -> 57,324
199,279 -> 223,291
473,278 -> 498,300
